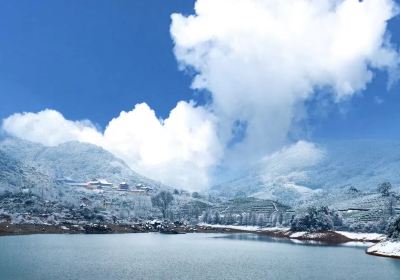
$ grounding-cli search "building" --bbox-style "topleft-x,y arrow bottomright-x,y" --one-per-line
135,184 -> 154,193
86,179 -> 113,189
119,182 -> 129,191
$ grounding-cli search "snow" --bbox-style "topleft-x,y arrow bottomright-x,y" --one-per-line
0,137 -> 168,191
341,241 -> 374,247
200,224 -> 388,243
211,140 -> 400,205
336,231 -> 386,242
367,240 -> 400,258
289,232 -> 328,239
199,224 -> 290,232
201,224 -> 333,240
289,232 -> 306,238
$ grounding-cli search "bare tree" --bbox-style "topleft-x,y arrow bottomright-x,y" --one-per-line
151,191 -> 174,219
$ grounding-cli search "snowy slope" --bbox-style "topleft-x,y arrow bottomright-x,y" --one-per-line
211,140 -> 400,204
0,150 -> 55,195
0,137 -> 169,189
367,240 -> 400,258
303,140 -> 400,190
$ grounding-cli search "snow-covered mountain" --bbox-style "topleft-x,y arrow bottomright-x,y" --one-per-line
0,137 -> 169,189
302,140 -> 400,190
210,140 -> 400,205
0,149 -> 55,195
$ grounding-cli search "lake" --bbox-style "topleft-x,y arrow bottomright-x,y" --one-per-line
0,233 -> 399,280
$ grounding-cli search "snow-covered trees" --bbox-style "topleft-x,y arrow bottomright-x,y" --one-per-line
257,214 -> 266,228
290,206 -> 338,232
213,211 -> 221,224
376,182 -> 399,217
387,216 -> 400,239
222,212 -> 235,225
151,191 -> 174,219
377,182 -> 392,197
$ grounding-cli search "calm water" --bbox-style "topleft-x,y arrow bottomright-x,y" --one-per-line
0,233 -> 399,280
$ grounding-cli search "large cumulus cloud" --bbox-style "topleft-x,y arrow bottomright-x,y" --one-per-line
171,0 -> 400,167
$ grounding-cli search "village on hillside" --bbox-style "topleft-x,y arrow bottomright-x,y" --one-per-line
56,177 -> 155,195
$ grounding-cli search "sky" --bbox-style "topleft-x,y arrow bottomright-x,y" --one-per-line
0,0 -> 196,124
1,0 -> 400,190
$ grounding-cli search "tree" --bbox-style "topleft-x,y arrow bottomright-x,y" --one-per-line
348,186 -> 359,194
237,213 -> 243,225
224,212 -> 235,225
207,211 -> 214,224
249,212 -> 257,226
151,191 -> 174,219
377,182 -> 392,197
290,206 -> 335,232
388,193 -> 396,216
257,214 -> 266,228
202,210 -> 210,224
387,216 -> 400,239
213,211 -> 221,224
242,213 -> 249,226
191,206 -> 201,221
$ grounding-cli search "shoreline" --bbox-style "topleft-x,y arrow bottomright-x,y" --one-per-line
366,240 -> 400,259
2,222 -> 399,260
196,224 -> 385,243
0,222 -> 384,243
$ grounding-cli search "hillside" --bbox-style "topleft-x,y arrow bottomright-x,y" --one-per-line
0,137 -> 168,189
210,140 -> 400,205
0,150 -> 55,196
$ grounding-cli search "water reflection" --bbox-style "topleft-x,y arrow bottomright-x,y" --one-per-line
214,233 -> 372,249
1,233 -> 399,280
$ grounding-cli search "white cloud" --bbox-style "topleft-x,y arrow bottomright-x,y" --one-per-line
2,103 -> 223,191
102,102 -> 222,189
171,0 -> 400,167
2,110 -> 103,147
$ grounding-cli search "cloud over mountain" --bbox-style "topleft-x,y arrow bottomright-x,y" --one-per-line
2,102 -> 222,190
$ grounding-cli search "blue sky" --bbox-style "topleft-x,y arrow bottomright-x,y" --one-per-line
0,0 -> 399,140
0,0 -> 195,126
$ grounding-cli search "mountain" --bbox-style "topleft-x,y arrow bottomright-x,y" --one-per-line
0,149 -> 55,195
301,140 -> 400,190
210,140 -> 400,205
210,171 -> 316,206
0,137 -> 168,189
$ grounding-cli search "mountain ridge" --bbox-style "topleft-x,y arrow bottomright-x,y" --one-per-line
0,137 -> 170,190
210,139 -> 400,205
